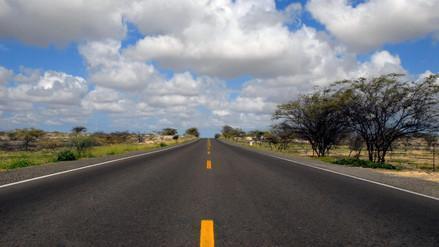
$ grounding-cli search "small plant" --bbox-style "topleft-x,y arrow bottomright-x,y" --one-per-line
56,150 -> 77,161
159,142 -> 167,147
333,158 -> 397,170
8,159 -> 33,169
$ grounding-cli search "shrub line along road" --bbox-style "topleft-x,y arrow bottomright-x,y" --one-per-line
0,139 -> 438,246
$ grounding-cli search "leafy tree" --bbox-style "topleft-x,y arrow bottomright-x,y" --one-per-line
334,74 -> 439,163
161,128 -> 177,136
70,126 -> 94,157
214,133 -> 221,139
173,135 -> 179,143
273,90 -> 350,157
270,124 -> 295,151
72,126 -> 87,134
13,128 -> 45,151
221,125 -> 245,139
185,127 -> 200,137
262,131 -> 280,150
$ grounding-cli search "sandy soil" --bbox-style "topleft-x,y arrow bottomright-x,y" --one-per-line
377,170 -> 439,183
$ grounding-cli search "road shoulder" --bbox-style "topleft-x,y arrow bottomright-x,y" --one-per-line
0,140 -> 198,186
219,139 -> 439,199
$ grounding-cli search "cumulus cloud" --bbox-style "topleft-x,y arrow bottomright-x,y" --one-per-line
0,68 -> 89,128
124,0 -> 305,78
0,0 -> 432,133
0,66 -> 12,83
307,0 -> 439,51
0,0 -> 127,46
8,70 -> 88,104
79,40 -> 160,91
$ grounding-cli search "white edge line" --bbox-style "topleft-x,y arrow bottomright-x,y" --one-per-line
0,140 -> 198,189
221,140 -> 439,202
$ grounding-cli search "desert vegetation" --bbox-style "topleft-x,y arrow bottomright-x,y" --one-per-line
221,74 -> 439,171
0,127 -> 199,170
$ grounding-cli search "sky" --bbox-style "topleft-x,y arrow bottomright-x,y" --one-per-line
0,0 -> 438,137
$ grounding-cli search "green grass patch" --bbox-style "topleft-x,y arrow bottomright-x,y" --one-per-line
56,150 -> 77,161
7,159 -> 34,169
333,158 -> 398,170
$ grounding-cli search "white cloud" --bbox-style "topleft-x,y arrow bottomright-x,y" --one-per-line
0,0 -> 127,46
0,0 -> 433,133
8,70 -> 88,105
0,66 -> 12,83
124,0 -> 305,78
79,40 -> 160,90
0,68 -> 90,128
307,0 -> 439,51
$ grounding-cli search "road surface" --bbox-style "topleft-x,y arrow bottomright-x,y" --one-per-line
0,139 -> 438,246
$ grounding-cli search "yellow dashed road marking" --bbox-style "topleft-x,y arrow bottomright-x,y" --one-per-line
200,220 -> 215,247
206,160 -> 212,169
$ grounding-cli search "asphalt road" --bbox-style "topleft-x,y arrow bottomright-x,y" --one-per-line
0,139 -> 438,246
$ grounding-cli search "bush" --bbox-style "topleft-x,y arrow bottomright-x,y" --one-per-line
333,158 -> 397,170
159,142 -> 168,147
8,159 -> 34,169
56,150 -> 77,161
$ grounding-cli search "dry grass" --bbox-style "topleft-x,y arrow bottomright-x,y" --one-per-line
0,138 -> 195,171
378,170 -> 439,183
232,140 -> 437,171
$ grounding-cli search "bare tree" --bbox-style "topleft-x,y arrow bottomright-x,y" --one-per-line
334,74 -> 439,163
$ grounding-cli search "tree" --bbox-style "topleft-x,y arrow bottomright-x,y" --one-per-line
109,131 -> 131,144
173,135 -> 179,143
185,127 -> 200,137
14,128 -> 45,151
334,74 -> 439,163
135,132 -> 145,143
271,124 -> 295,151
70,126 -> 94,157
72,126 -> 87,134
273,90 -> 350,157
161,128 -> 177,136
214,133 -> 221,139
347,133 -> 364,159
221,125 -> 244,139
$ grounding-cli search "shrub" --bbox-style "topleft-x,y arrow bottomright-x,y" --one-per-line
56,150 -> 77,161
159,142 -> 167,147
333,158 -> 397,170
8,159 -> 33,169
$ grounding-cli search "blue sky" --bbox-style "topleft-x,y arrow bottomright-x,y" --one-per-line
0,0 -> 438,137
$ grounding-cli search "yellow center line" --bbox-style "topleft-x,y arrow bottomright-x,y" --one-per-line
206,160 -> 212,169
200,220 -> 215,247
